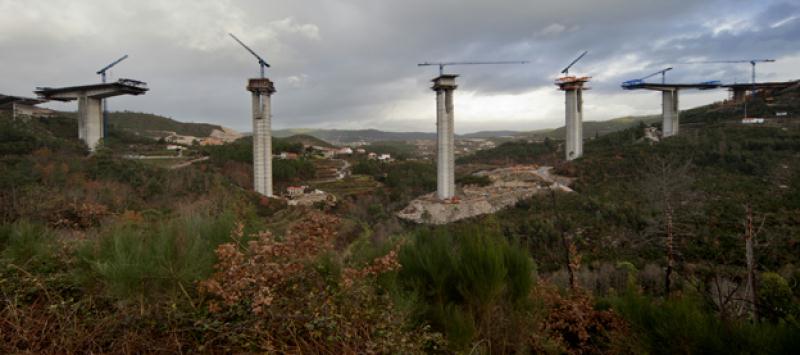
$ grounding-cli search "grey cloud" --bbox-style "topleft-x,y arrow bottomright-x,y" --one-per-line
0,0 -> 798,133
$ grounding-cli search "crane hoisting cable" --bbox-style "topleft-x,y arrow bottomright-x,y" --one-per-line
418,60 -> 529,75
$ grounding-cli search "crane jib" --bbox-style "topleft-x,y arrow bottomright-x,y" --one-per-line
97,55 -> 129,75
561,50 -> 588,75
229,33 -> 271,68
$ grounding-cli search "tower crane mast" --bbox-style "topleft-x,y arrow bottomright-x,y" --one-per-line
96,54 -> 129,139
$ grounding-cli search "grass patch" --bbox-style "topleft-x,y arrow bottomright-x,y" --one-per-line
610,290 -> 800,354
0,220 -> 58,272
312,175 -> 381,198
77,210 -> 237,300
396,225 -> 536,350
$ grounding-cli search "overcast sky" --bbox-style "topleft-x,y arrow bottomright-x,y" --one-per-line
1,0 -> 799,133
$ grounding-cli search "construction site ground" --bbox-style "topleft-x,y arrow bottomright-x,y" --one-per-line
287,190 -> 337,207
397,165 -> 573,225
311,175 -> 381,199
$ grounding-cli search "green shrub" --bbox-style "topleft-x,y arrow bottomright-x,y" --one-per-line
0,115 -> 84,155
272,158 -> 316,182
397,225 -> 536,350
384,161 -> 436,197
86,153 -> 166,195
611,290 -> 800,354
203,136 -> 304,164
203,136 -> 252,163
0,220 -> 58,272
758,272 -> 797,323
349,160 -> 436,199
457,140 -> 553,165
79,211 -> 236,300
352,159 -> 383,176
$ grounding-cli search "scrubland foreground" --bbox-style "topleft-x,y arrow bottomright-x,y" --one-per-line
2,95 -> 800,354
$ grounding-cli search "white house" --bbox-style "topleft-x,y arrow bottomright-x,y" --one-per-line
337,147 -> 353,155
286,185 -> 307,196
742,118 -> 765,124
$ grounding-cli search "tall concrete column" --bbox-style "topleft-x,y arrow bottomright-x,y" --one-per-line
78,94 -> 103,151
445,87 -> 455,196
435,89 -> 448,198
564,89 -> 583,160
247,78 -> 276,197
251,92 -> 272,196
662,89 -> 679,137
432,75 -> 458,200
731,88 -> 746,103
556,76 -> 589,161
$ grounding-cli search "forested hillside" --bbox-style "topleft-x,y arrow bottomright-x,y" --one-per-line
273,128 -> 438,142
280,133 -> 336,148
542,114 -> 660,139
109,111 -> 223,137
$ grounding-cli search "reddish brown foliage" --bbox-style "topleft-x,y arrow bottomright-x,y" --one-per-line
198,213 -> 435,353
0,267 -> 206,354
342,248 -> 401,287
199,214 -> 339,314
536,283 -> 632,354
222,161 -> 252,189
51,201 -> 110,229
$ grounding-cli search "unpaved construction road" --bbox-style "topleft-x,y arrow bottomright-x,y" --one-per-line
397,165 -> 573,225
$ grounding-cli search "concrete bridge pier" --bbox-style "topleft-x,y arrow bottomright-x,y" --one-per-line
77,95 -> 103,149
662,89 -> 679,137
730,87 -> 747,103
556,76 -> 589,161
35,80 -> 148,152
432,74 -> 458,200
564,88 -> 584,160
622,81 -> 722,139
247,78 -> 276,197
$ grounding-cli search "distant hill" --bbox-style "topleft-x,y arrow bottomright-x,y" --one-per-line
273,83 -> 800,144
461,130 -> 524,139
274,115 -> 661,144
89,109 -> 661,145
108,111 -> 224,138
282,134 -> 337,148
537,115 -> 661,140
273,128 -> 436,143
